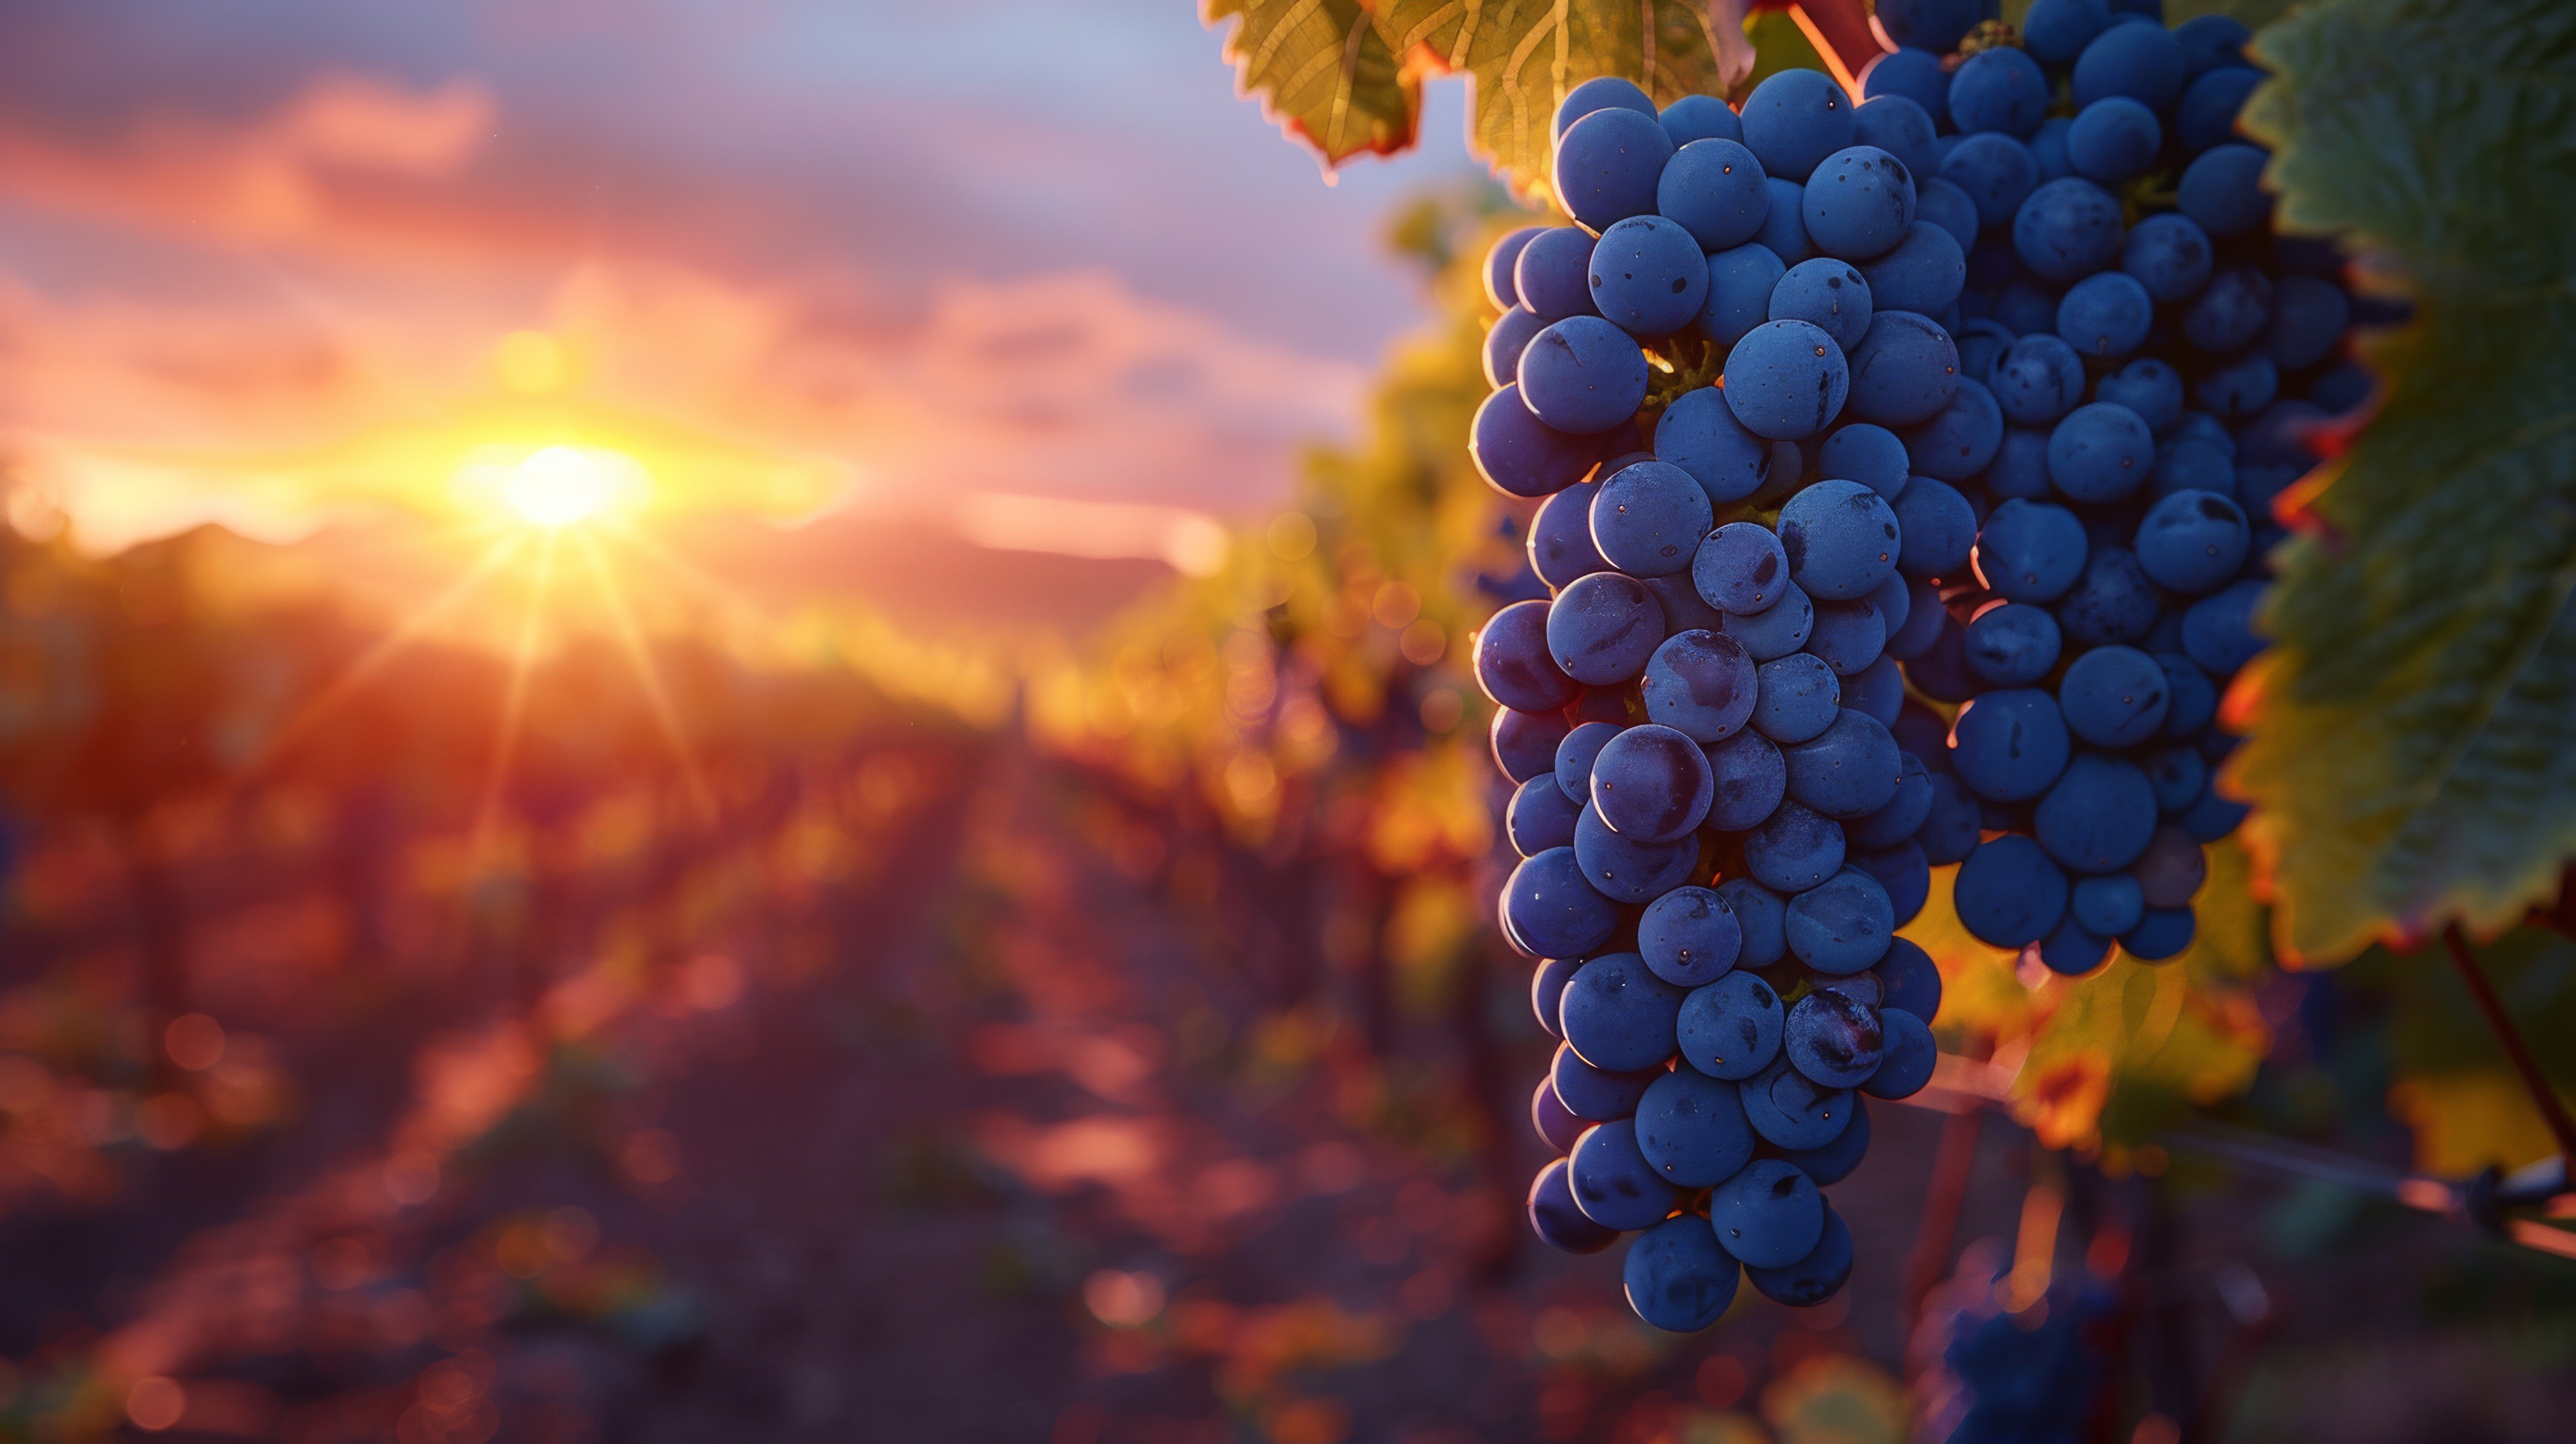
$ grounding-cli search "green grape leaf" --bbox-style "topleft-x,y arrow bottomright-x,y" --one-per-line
1202,0 -> 1419,168
1375,0 -> 1746,204
2227,0 -> 2576,961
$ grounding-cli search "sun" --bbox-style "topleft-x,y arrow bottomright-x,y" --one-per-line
503,446 -> 617,528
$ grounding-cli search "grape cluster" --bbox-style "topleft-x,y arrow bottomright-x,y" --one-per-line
1854,1 -> 2360,971
1477,70 -> 1954,1329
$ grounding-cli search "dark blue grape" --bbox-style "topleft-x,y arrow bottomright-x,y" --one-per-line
2071,873 -> 2147,937
1593,723 -> 1716,842
1659,137 -> 1770,251
2183,787 -> 2249,842
1640,628 -> 1760,740
1753,653 -> 1841,743
1974,498 -> 2088,603
1554,1040 -> 1661,1121
2180,579 -> 2266,676
1862,47 -> 1950,120
1704,729 -> 1789,831
1874,937 -> 1943,1020
1529,479 -> 1611,589
1708,1157 -> 1824,1266
1485,226 -> 1546,310
1661,94 -> 1745,149
1533,956 -> 1582,1038
1562,952 -> 1688,1072
2175,65 -> 2262,156
1740,68 -> 1855,182
1916,770 -> 1983,860
1769,258 -> 1874,352
1802,146 -> 1918,262
1639,885 -> 1743,987
1591,215 -> 1711,337
1723,582 -> 1817,662
1914,177 -> 1980,255
1504,847 -> 1619,957
1846,310 -> 1962,428
1903,376 -> 2005,481
2179,143 -> 2272,237
2121,214 -> 2215,306
1848,751 -> 1933,847
2074,18 -> 2186,109
1854,93 -> 1940,180
1941,133 -> 2041,231
2059,644 -> 2171,747
2100,358 -> 2186,434
1859,219 -> 1967,324
1483,306 -> 1549,389
1554,76 -> 1657,139
1885,577 -> 1949,658
2035,753 -> 2160,872
1530,1157 -> 1621,1253
2013,178 -> 2125,283
1818,424 -> 1911,500
1535,1075 -> 1588,1153
1993,278 -> 2064,337
2176,14 -> 2253,75
1571,1116 -> 1684,1229
2039,914 -> 2117,974
1678,970 -> 1784,1079
1744,800 -> 1846,892
1471,384 -> 1596,498
1624,1213 -> 1743,1331
1694,520 -> 1792,614
1775,1095 -> 1871,1184
2055,546 -> 2164,648
1955,833 -> 2071,947
1844,650 -> 1907,728
1555,720 -> 1622,803
1717,879 -> 1789,967
1782,709 -> 1904,819
1779,480 -> 1904,601
1947,47 -> 2049,137
2046,402 -> 2156,506
1779,977 -> 1890,1089
2123,905 -> 2198,960
1788,864 -> 1898,974
1950,687 -> 2072,801
1646,572 -> 1723,636
2025,0 -> 2111,63
2056,271 -> 2155,360
1516,227 -> 1601,320
1635,1065 -> 1757,1187
1549,572 -> 1664,685
1965,602 -> 2063,687
2196,350 -> 2280,422
1739,1056 -> 1855,1150
1878,0 -> 1978,50
1477,598 -> 1580,710
1493,704 -> 1573,784
1574,800 -> 1701,904
2135,489 -> 2250,594
1864,1008 -> 1937,1098
2266,275 -> 2351,370
2145,743 -> 2207,813
1852,840 -> 1932,926
1724,320 -> 1851,441
1805,597 -> 1888,677
2183,265 -> 2274,354
1521,315 -> 1650,434
1993,333 -> 2088,427
1509,774 -> 1583,856
1556,106 -> 1675,232
1747,1206 -> 1853,1306
1591,460 -> 1714,577
1656,383 -> 1775,506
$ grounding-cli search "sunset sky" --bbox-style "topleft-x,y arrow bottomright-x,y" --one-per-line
0,1 -> 1481,606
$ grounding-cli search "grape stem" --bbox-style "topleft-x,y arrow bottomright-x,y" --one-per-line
2440,923 -> 2576,1169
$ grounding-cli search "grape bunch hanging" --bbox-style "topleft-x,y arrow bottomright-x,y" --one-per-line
1473,0 -> 2356,1333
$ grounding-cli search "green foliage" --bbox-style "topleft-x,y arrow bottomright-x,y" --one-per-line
1202,1 -> 1744,202
1202,0 -> 1417,166
2230,0 -> 2576,960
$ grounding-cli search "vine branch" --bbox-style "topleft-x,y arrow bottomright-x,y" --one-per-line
2440,923 -> 2576,1168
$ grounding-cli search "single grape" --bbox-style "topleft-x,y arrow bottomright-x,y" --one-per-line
1753,653 -> 1842,744
2067,97 -> 2163,185
1553,1039 -> 1662,1120
2025,0 -> 2112,64
1661,94 -> 1744,149
1591,214 -> 1712,337
2180,578 -> 2267,675
1746,1205 -> 1852,1307
1786,867 -> 1898,977
2059,644 -> 2172,747
1638,885 -> 1744,987
1534,1075 -> 1588,1153
1744,800 -> 1847,892
1778,480 -> 1904,601
2265,275 -> 2352,370
1657,383 -> 1776,505
1974,498 -> 2089,603
1635,1065 -> 1758,1188
1493,704 -> 1574,785
1875,937 -> 1943,1020
1847,751 -> 1934,846
1574,800 -> 1702,903
2176,14 -> 2253,76
1549,572 -> 1665,684
1853,93 -> 1940,180
1533,956 -> 1582,1038
2183,265 -> 2275,354
1724,319 -> 1851,441
1592,723 -> 1717,842
1818,424 -> 1911,501
1753,177 -> 1814,265
2135,489 -> 2252,593
2074,19 -> 2186,109
1965,602 -> 2064,687
2055,546 -> 2163,649
1947,47 -> 2049,137
1562,953 -> 1690,1072
1591,460 -> 1715,577
1555,719 -> 1623,803
1954,833 -> 2072,947
2195,351 -> 2279,420
1571,1116 -> 1685,1230
1864,1008 -> 1937,1099
1845,310 -> 1961,428
1857,222 -> 1967,323
1708,1157 -> 1823,1267
2123,904 -> 2199,961
1740,1056 -> 1855,1150
2179,143 -> 2272,237
1477,597 -> 1581,710
1941,133 -> 2041,231
1503,848 -> 1620,958
1842,651 -> 1907,727
1769,258 -> 1874,352
1993,333 -> 2088,426
1470,384 -> 1598,498
1782,710 -> 1904,819
2072,872 -> 2148,938
2056,271 -> 2155,360
1802,146 -> 1918,262
1950,688 -> 2073,802
1516,227 -> 1601,320
1721,581 -> 1818,661
1658,138 -> 1770,251
1554,76 -> 1657,139
1624,1213 -> 1743,1331
2145,744 -> 2209,814
1705,730 -> 1790,831
2035,753 -> 2160,873
2013,178 -> 2126,284
1521,316 -> 1650,435
2039,914 -> 2118,975
1556,106 -> 1675,232
1509,774 -> 1583,856
2099,358 -> 2185,434
1694,520 -> 1792,615
1529,1157 -> 1621,1253
1902,377 -> 2006,481
1739,68 -> 1854,182
1861,47 -> 1950,120
1914,176 -> 1980,254
1639,628 -> 1761,740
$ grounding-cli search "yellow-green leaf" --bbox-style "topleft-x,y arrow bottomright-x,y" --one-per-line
1203,0 -> 1420,168
2227,0 -> 2576,961
1376,0 -> 1743,204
